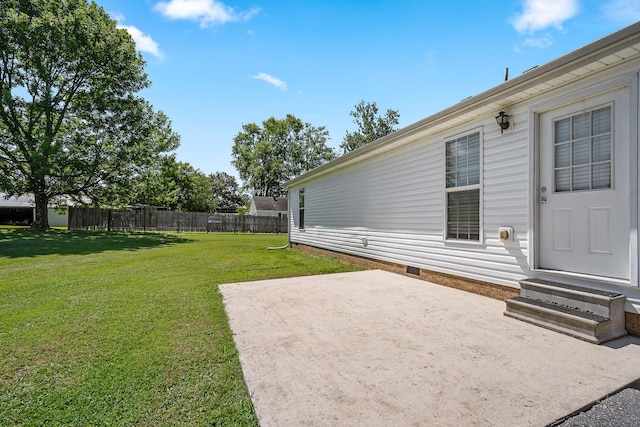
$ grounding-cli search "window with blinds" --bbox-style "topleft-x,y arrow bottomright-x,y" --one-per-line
553,106 -> 612,192
298,188 -> 305,230
445,132 -> 481,241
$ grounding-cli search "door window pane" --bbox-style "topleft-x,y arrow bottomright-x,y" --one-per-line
572,113 -> 590,139
555,169 -> 570,192
555,119 -> 571,143
572,139 -> 590,165
572,166 -> 591,191
555,143 -> 570,167
592,163 -> 611,189
592,135 -> 611,162
592,107 -> 611,135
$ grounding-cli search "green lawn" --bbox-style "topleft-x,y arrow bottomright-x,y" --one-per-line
0,229 -> 361,426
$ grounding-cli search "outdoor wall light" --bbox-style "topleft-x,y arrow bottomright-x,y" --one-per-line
495,111 -> 510,134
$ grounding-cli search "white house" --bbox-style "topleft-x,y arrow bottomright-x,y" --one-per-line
286,22 -> 640,341
248,196 -> 288,217
0,194 -> 69,227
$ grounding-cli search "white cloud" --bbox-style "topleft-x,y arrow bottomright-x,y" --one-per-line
522,34 -> 554,48
251,73 -> 288,91
511,0 -> 579,33
110,12 -> 125,22
118,25 -> 164,59
154,0 -> 260,28
602,0 -> 640,23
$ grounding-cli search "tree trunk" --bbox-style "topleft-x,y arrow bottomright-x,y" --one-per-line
32,192 -> 50,230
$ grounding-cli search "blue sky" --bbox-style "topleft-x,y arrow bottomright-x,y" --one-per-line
95,0 -> 640,179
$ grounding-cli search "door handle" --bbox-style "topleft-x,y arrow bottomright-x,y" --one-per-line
539,196 -> 547,204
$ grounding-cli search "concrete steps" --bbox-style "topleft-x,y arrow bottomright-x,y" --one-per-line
504,278 -> 627,344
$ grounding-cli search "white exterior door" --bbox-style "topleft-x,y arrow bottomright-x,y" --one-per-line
539,89 -> 630,280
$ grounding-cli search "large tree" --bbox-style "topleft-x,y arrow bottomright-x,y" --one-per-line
122,157 -> 216,212
0,0 -> 179,229
340,100 -> 400,154
105,155 -> 179,210
164,161 -> 215,213
210,171 -> 246,213
231,114 -> 336,197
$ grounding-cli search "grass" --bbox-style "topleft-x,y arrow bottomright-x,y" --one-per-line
0,229 -> 361,426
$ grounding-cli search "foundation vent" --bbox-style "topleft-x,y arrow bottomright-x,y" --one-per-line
406,266 -> 420,276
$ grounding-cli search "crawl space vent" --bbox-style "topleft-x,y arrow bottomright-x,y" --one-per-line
406,266 -> 420,276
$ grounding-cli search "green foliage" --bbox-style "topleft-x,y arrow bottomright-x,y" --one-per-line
163,161 -> 215,212
340,100 -> 400,154
0,229 -> 361,425
210,171 -> 247,213
0,0 -> 179,229
120,157 -> 216,212
231,114 -> 336,197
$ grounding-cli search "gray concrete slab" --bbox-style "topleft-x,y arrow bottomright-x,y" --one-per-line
220,270 -> 640,426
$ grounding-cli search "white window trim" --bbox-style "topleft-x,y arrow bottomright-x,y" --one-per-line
443,127 -> 484,244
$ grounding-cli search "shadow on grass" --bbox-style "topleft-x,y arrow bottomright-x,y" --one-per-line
0,228 -> 193,258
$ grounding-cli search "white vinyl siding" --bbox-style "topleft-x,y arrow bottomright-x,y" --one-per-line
288,112 -> 529,288
445,131 -> 481,241
553,105 -> 612,192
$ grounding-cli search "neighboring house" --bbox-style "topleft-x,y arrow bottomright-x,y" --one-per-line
248,196 -> 288,217
0,194 -> 69,227
286,22 -> 640,338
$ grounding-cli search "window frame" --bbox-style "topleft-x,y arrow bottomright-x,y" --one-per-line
443,128 -> 483,244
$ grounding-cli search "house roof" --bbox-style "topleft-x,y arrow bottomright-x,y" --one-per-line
286,21 -> 640,188
0,194 -> 34,207
0,193 -> 80,208
252,196 -> 288,212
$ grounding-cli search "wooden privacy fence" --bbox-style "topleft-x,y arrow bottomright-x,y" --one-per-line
68,207 -> 288,233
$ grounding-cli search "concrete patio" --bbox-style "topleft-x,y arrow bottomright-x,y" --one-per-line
220,270 -> 640,426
